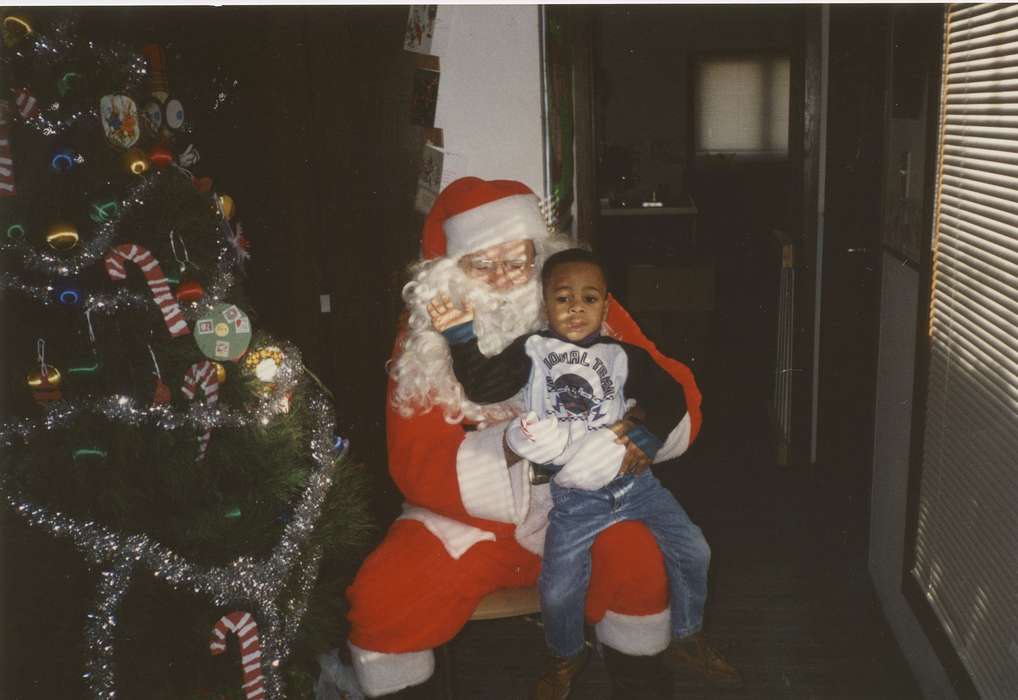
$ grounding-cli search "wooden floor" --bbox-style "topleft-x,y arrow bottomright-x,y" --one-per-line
445,406 -> 922,699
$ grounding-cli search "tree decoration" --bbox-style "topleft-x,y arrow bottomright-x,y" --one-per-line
194,303 -> 252,362
180,359 -> 220,461
57,71 -> 83,97
2,168 -> 189,277
88,199 -> 119,223
0,99 -> 16,196
5,223 -> 25,241
1,13 -> 33,47
227,222 -> 252,271
178,143 -> 200,168
218,194 -> 235,220
175,279 -> 205,303
209,611 -> 267,700
53,277 -> 82,305
27,339 -> 62,404
122,146 -> 149,175
245,346 -> 285,386
148,345 -> 171,406
45,222 -> 79,251
100,95 -> 140,149
50,146 -> 82,172
148,142 -> 173,168
104,243 -> 191,337
15,88 -> 40,121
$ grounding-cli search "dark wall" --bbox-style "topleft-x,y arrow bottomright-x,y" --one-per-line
592,6 -> 806,430
817,4 -> 889,508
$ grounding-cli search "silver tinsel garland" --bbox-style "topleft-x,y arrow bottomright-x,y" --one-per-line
0,166 -> 227,278
2,20 -> 149,138
1,342 -> 341,699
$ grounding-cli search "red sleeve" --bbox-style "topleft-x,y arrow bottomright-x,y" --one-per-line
604,295 -> 703,444
385,328 -> 473,520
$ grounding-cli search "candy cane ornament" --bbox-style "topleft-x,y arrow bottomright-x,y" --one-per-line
15,88 -> 39,120
209,611 -> 266,700
104,243 -> 191,337
181,359 -> 219,460
0,99 -> 15,196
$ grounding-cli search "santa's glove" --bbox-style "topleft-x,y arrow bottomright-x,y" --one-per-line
505,411 -> 569,465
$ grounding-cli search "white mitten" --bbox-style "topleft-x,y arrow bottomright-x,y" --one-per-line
505,411 -> 569,464
553,428 -> 626,491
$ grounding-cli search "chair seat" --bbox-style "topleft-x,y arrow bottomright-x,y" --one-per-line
469,585 -> 540,621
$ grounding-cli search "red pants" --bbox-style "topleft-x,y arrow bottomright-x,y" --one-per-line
347,518 -> 668,653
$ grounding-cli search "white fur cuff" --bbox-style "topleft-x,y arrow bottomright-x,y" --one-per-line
398,505 -> 495,560
654,413 -> 692,463
348,643 -> 434,698
595,608 -> 672,656
457,422 -> 526,524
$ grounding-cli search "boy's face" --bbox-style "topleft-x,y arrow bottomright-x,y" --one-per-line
543,261 -> 609,342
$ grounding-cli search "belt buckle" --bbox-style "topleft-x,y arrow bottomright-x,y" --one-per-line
529,463 -> 552,485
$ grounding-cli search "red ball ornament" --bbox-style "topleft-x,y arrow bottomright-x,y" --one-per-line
175,279 -> 205,303
148,143 -> 173,168
152,378 -> 171,405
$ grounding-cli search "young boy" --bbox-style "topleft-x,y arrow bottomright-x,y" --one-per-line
428,248 -> 738,697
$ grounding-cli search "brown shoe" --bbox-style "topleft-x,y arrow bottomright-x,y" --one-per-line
534,648 -> 590,700
663,632 -> 741,684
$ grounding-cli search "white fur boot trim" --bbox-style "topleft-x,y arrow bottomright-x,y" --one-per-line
348,642 -> 434,698
595,608 -> 672,656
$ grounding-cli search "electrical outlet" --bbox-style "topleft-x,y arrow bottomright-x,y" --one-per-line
319,294 -> 331,313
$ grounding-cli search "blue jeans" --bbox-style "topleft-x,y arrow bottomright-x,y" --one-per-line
539,470 -> 710,657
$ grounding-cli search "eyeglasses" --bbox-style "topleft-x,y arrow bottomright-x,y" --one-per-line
466,257 -> 534,274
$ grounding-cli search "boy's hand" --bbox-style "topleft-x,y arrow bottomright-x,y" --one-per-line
609,418 -> 652,476
427,294 -> 474,332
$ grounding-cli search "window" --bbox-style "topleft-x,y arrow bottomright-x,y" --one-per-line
909,4 -> 1018,698
693,54 -> 790,159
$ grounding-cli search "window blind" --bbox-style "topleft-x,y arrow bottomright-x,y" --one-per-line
914,4 -> 1018,698
694,55 -> 790,157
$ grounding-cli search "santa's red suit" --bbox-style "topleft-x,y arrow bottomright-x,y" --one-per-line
346,178 -> 702,697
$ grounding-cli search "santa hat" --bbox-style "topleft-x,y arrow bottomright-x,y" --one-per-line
421,177 -> 549,260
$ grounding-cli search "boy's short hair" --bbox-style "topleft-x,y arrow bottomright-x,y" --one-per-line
540,248 -> 607,287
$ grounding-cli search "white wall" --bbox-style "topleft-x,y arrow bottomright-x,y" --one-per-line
433,5 -> 545,195
869,253 -> 959,700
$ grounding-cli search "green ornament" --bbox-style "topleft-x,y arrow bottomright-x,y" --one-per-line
193,303 -> 252,362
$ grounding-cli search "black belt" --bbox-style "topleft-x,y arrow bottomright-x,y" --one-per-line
529,462 -> 562,485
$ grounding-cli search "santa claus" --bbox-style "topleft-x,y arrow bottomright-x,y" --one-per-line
345,177 -> 713,697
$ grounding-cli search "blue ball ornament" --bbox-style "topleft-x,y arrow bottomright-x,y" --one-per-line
54,278 -> 83,306
51,147 -> 82,172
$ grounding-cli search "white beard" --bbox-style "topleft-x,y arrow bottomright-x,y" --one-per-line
391,236 -> 569,425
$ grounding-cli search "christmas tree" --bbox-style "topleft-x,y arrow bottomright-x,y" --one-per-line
0,11 -> 374,698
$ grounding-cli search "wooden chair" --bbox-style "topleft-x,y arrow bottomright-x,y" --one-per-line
435,585 -> 541,699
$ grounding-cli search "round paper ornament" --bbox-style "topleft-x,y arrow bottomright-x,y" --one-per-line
193,303 -> 252,362
100,95 -> 140,149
